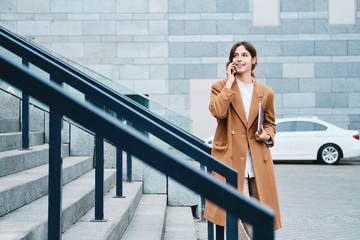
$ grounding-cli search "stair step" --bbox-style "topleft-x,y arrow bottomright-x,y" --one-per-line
0,119 -> 20,133
120,194 -> 167,240
0,155 -> 93,217
0,131 -> 44,151
62,181 -> 143,240
0,169 -> 116,240
0,143 -> 70,177
164,207 -> 197,240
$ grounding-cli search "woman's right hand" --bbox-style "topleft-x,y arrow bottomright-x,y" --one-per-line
225,62 -> 236,89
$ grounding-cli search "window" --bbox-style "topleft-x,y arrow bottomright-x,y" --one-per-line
276,121 -> 293,132
294,121 -> 314,131
253,0 -> 280,26
329,0 -> 356,25
314,123 -> 327,131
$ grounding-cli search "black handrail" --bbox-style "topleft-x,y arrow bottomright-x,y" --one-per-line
0,25 -> 276,239
0,54 -> 274,240
1,26 -> 242,238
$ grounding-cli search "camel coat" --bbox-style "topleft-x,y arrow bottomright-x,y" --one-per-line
204,78 -> 282,230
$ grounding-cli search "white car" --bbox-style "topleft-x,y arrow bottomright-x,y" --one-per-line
271,117 -> 360,164
204,117 -> 360,165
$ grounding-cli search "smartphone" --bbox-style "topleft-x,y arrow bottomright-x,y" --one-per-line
231,67 -> 236,77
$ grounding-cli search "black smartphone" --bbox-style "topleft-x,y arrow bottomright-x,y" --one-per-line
231,67 -> 236,77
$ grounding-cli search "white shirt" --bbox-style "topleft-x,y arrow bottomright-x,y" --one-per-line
236,77 -> 255,178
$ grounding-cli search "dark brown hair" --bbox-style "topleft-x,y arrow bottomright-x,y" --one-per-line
226,41 -> 258,77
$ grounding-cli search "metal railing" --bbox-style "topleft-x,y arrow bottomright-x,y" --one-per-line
0,25 -> 274,239
0,55 -> 274,240
0,25 -> 238,238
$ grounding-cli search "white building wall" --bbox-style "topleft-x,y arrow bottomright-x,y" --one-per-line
1,0 -> 360,136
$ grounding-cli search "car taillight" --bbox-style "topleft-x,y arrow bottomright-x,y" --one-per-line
353,134 -> 359,140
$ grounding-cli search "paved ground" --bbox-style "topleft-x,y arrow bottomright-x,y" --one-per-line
195,160 -> 360,240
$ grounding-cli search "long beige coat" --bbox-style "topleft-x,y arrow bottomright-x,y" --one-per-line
204,78 -> 282,230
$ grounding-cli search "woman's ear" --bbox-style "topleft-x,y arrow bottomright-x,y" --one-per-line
252,56 -> 257,65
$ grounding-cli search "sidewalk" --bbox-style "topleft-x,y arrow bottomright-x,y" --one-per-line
194,161 -> 360,240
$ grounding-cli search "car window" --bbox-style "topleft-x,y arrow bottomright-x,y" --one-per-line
295,121 -> 315,132
276,121 -> 293,132
294,121 -> 314,131
314,123 -> 327,131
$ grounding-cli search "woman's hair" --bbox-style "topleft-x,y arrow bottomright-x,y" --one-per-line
226,41 -> 258,77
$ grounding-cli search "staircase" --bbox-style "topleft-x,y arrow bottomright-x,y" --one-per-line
0,89 -> 198,239
0,24 -> 277,239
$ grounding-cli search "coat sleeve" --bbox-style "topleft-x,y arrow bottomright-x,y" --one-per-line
263,89 -> 276,148
209,81 -> 236,120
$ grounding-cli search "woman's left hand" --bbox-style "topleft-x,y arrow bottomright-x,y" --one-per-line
255,125 -> 270,141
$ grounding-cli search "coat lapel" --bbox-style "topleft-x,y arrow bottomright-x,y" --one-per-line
230,80 -> 248,127
247,79 -> 263,129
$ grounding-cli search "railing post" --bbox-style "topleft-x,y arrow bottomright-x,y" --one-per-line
206,166 -> 214,240
94,135 -> 105,221
207,221 -> 214,240
216,225 -> 224,240
116,145 -> 124,197
115,114 -> 125,198
253,216 -> 274,240
126,120 -> 132,182
48,76 -> 63,240
21,60 -> 29,150
200,164 -> 205,221
226,171 -> 238,239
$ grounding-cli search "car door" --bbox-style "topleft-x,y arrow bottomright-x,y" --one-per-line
270,121 -> 293,159
289,121 -> 327,159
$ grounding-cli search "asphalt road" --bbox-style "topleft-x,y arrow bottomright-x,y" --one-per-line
195,160 -> 360,240
275,160 -> 360,240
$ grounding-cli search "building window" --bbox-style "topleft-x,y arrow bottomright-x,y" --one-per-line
253,0 -> 280,26
329,0 -> 356,25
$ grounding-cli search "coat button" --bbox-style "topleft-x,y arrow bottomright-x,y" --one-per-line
231,130 -> 235,135
264,159 -> 268,163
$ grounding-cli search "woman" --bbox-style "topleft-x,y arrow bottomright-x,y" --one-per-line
204,41 -> 282,238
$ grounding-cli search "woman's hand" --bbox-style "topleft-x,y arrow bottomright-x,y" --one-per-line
255,125 -> 270,141
225,62 -> 236,89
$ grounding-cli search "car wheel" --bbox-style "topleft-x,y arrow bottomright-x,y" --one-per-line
318,144 -> 341,165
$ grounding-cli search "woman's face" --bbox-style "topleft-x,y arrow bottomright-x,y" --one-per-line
232,45 -> 256,76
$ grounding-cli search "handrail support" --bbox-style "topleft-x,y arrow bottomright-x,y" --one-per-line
47,76 -> 63,240
21,59 -> 30,150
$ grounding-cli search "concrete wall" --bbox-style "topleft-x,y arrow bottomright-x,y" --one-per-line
1,0 -> 360,140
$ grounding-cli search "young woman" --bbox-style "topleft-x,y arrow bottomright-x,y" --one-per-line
204,41 -> 282,239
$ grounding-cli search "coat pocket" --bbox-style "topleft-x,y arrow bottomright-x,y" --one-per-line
212,141 -> 228,150
211,142 -> 229,159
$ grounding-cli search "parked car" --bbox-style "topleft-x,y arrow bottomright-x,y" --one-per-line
270,117 -> 360,164
204,117 -> 360,165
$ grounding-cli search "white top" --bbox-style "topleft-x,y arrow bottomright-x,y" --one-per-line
236,77 -> 255,178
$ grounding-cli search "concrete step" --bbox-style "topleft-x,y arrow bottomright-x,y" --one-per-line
62,181 -> 143,240
0,168 -> 116,240
0,131 -> 44,151
0,143 -> 70,177
120,194 -> 167,240
0,119 -> 20,133
0,155 -> 93,217
164,207 -> 197,240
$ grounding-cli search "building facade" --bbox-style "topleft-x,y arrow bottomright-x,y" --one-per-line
1,0 -> 359,139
